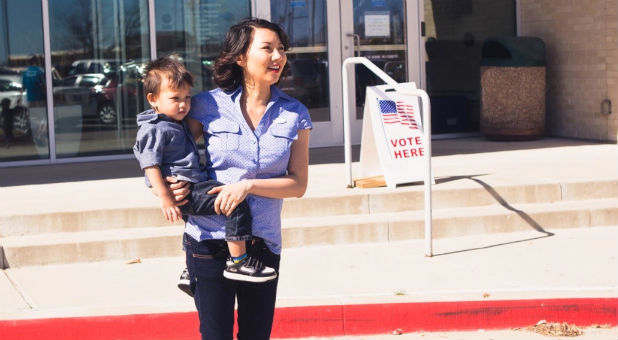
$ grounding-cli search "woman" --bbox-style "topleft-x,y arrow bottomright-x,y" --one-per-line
171,18 -> 311,340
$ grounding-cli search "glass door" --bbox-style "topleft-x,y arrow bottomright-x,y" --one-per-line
341,0 -> 419,144
267,0 -> 341,147
262,0 -> 421,147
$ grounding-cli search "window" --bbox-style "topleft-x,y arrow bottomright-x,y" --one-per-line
49,0 -> 151,158
0,0 -> 48,161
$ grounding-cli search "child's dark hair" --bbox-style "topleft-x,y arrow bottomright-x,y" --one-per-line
143,56 -> 193,97
214,18 -> 290,92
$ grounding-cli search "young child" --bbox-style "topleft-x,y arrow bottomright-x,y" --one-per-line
132,57 -> 276,296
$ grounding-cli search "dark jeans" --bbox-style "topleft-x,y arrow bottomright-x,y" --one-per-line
180,180 -> 252,241
183,234 -> 280,340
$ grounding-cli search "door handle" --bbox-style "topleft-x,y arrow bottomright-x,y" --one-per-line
346,33 -> 361,57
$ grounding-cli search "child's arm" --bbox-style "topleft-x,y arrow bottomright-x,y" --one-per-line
144,165 -> 183,223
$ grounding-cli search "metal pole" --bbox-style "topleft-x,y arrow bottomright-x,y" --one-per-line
148,0 -> 156,60
341,56 -> 433,256
41,0 -> 55,162
341,58 -> 352,188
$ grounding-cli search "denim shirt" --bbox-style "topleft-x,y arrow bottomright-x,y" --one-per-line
186,86 -> 312,254
133,110 -> 208,187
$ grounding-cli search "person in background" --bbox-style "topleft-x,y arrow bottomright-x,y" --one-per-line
22,55 -> 47,147
22,56 -> 45,107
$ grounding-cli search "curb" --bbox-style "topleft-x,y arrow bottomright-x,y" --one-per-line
1,298 -> 616,339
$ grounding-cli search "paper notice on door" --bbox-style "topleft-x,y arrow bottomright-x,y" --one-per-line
364,11 -> 390,37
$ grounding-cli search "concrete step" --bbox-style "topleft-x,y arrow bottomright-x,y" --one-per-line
1,179 -> 616,237
0,226 -> 185,268
2,198 -> 616,268
282,198 -> 618,247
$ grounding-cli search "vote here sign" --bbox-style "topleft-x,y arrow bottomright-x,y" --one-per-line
359,83 -> 433,188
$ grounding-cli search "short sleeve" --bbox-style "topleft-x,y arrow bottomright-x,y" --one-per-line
188,91 -> 213,126
297,102 -> 313,131
133,124 -> 166,170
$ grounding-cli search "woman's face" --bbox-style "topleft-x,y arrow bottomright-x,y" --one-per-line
237,27 -> 287,87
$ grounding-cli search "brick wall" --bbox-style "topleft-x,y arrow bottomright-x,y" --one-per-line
519,0 -> 618,142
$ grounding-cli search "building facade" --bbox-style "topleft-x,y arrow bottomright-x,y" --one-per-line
0,0 -> 616,167
519,0 -> 618,141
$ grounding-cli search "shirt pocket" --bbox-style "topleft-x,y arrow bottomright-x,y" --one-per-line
206,119 -> 240,151
269,121 -> 298,151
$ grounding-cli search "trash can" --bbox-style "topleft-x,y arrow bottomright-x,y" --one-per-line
480,37 -> 546,140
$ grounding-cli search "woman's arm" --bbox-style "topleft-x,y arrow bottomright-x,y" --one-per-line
208,129 -> 310,216
187,117 -> 204,141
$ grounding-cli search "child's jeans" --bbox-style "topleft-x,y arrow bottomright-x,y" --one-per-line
179,180 -> 253,241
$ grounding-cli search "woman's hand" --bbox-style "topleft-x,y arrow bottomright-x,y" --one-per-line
165,176 -> 190,206
207,180 -> 251,216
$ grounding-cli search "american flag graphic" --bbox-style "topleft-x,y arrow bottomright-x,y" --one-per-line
377,99 -> 421,130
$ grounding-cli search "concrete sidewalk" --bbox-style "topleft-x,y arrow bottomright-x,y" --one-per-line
1,227 -> 616,339
2,226 -> 616,318
0,137 -> 617,339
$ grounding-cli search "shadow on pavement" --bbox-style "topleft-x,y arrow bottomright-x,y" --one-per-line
432,175 -> 555,257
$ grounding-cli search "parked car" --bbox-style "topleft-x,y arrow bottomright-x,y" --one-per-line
53,61 -> 147,126
117,60 -> 147,117
53,73 -> 118,124
0,76 -> 30,137
0,77 -> 26,110
66,59 -> 119,76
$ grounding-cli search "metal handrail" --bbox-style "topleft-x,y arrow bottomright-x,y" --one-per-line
341,56 -> 433,256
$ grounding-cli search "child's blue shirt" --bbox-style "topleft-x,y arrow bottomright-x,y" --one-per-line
133,109 -> 208,187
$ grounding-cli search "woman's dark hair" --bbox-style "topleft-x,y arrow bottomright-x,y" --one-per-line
143,56 -> 193,97
214,18 -> 290,92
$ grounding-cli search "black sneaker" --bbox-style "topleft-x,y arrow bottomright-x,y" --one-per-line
223,256 -> 277,283
177,267 -> 193,297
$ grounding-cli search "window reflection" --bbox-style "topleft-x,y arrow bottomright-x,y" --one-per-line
0,0 -> 49,161
49,0 -> 150,158
155,0 -> 251,94
272,0 -> 330,122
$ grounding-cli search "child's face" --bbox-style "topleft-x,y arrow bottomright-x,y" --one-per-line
147,77 -> 192,121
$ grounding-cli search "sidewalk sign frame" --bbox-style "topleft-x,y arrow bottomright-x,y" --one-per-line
342,57 -> 433,256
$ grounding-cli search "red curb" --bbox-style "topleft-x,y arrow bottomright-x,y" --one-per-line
0,298 -> 615,340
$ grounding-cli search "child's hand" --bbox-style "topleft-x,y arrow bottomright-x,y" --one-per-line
160,194 -> 182,222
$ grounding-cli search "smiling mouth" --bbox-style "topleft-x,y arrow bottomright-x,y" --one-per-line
268,65 -> 281,72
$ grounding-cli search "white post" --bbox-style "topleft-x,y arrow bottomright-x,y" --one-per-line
41,0 -> 55,162
148,0 -> 157,60
341,57 -> 433,256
